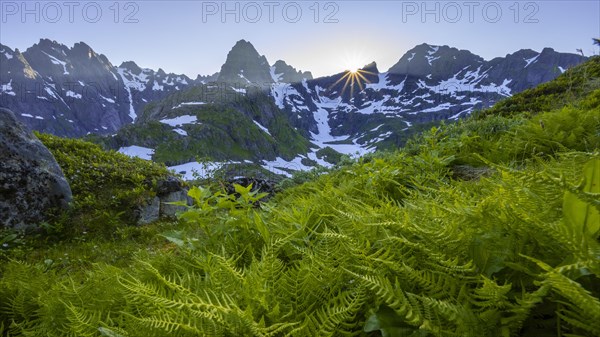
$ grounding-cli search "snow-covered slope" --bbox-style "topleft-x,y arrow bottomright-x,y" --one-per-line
269,43 -> 586,155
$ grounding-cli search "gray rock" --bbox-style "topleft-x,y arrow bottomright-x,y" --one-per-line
157,176 -> 191,218
0,108 -> 72,230
157,176 -> 184,196
135,176 -> 191,224
160,190 -> 190,218
137,197 -> 160,225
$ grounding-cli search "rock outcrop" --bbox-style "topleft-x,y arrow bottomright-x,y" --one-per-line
217,39 -> 273,85
135,176 -> 191,225
0,108 -> 72,230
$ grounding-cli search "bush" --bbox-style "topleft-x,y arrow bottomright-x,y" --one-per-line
37,134 -> 171,238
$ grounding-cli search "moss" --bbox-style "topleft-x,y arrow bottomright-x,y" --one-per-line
36,133 -> 171,238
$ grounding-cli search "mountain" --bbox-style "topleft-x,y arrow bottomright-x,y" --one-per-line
0,39 -> 314,138
269,43 -> 586,157
217,40 -> 273,85
0,39 -> 587,177
1,40 -> 125,136
116,61 -> 193,117
110,42 -> 585,179
271,60 -> 313,83
215,40 -> 313,86
0,39 -> 199,137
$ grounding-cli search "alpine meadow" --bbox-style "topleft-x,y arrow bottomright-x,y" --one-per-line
1,49 -> 599,337
2,1 -> 600,336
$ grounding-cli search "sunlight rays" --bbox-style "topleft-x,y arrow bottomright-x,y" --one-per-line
329,68 -> 377,98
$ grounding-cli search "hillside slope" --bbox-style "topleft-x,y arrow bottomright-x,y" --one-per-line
0,57 -> 599,337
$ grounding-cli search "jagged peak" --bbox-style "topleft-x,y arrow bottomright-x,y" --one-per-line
218,40 -> 272,83
361,61 -> 379,73
71,41 -> 96,58
36,38 -> 64,48
119,61 -> 142,74
228,39 -> 262,57
26,38 -> 69,57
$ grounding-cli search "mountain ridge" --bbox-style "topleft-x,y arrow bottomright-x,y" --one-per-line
0,39 -> 588,176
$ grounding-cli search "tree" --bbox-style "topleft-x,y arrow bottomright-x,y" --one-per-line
594,38 -> 600,46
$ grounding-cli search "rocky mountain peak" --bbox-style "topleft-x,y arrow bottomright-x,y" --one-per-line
71,41 -> 95,58
388,43 -> 483,79
361,61 -> 379,74
271,60 -> 313,83
34,38 -> 67,52
217,39 -> 272,84
119,61 -> 143,74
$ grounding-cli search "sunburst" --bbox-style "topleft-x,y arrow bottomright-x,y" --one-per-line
329,68 -> 376,98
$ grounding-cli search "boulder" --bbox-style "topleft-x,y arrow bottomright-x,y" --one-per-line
136,197 -> 160,225
135,176 -> 191,225
0,108 -> 72,230
157,176 -> 190,218
160,190 -> 190,218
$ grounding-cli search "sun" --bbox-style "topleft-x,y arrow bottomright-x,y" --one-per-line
330,68 -> 376,98
341,49 -> 369,75
334,49 -> 376,96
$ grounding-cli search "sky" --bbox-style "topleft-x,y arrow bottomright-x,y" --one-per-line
1,1 -> 599,78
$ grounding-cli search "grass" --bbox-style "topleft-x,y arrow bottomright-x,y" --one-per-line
0,56 -> 598,337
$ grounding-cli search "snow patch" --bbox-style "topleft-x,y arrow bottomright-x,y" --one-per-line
371,124 -> 384,132
253,120 -> 271,136
231,87 -> 246,94
118,146 -> 154,160
524,54 -> 540,68
159,115 -> 198,127
116,68 -> 137,120
152,81 -> 164,91
1,79 -> 16,96
420,102 -> 453,113
173,128 -> 188,136
261,156 -> 312,177
169,161 -> 239,180
270,66 -> 283,82
42,51 -> 69,74
426,46 -> 441,65
100,94 -> 115,103
173,101 -> 206,109
65,90 -> 82,99
2,49 -> 13,60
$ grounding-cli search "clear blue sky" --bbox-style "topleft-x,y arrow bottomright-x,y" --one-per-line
1,1 -> 599,77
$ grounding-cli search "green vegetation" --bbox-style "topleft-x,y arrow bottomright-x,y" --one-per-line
484,56 -> 600,116
110,85 -> 311,165
34,134 -> 171,238
315,146 -> 344,164
1,57 -> 599,336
